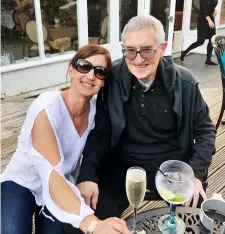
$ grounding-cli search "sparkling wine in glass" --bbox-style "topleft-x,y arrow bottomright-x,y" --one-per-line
155,160 -> 195,234
126,167 -> 146,234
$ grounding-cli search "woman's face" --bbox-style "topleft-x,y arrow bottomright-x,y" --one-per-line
69,54 -> 107,97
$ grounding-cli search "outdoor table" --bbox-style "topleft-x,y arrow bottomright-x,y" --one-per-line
47,24 -> 77,41
126,207 -> 222,234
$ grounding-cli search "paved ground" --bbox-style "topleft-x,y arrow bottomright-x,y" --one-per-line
1,53 -> 225,220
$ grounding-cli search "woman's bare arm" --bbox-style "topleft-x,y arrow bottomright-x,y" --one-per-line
32,110 -> 82,214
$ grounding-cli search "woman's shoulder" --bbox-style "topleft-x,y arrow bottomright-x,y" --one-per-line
30,90 -> 60,109
37,90 -> 60,102
24,90 -> 61,122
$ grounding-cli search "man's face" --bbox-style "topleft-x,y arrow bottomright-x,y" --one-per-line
122,28 -> 167,81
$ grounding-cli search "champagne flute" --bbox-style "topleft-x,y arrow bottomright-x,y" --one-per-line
126,167 -> 146,234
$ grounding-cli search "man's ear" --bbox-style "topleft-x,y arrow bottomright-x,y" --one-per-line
160,42 -> 168,56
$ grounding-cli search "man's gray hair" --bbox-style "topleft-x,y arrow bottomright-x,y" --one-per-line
122,15 -> 165,45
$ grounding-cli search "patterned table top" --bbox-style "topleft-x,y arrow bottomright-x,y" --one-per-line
125,207 -> 223,234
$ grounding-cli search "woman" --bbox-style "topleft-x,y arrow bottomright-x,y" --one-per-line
180,0 -> 218,66
1,44 -> 130,234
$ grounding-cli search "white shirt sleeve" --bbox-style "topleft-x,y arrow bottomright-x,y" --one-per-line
29,146 -> 94,228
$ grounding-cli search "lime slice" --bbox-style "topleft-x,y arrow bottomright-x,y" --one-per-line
168,194 -> 185,202
158,188 -> 175,200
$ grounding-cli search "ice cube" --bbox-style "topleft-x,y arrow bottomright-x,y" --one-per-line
172,172 -> 182,181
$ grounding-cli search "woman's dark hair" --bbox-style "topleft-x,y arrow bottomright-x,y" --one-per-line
69,44 -> 112,71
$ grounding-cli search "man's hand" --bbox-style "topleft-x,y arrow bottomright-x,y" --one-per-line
77,182 -> 99,210
184,178 -> 207,208
94,217 -> 131,234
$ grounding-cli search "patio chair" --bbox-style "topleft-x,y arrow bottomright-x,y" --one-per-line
211,35 -> 225,129
12,10 -> 22,38
89,14 -> 108,44
18,11 -> 31,57
18,11 -> 31,35
25,20 -> 53,57
97,14 -> 108,44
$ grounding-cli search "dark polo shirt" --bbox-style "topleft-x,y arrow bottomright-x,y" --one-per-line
118,73 -> 183,188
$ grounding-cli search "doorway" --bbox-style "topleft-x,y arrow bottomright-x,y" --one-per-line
172,0 -> 185,55
149,0 -> 185,56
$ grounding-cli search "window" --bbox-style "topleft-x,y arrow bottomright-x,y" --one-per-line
150,0 -> 171,40
40,0 -> 78,56
120,0 -> 137,40
87,0 -> 108,45
1,0 -> 38,66
190,0 -> 199,30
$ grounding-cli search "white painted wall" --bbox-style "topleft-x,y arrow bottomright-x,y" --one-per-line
1,60 -> 70,97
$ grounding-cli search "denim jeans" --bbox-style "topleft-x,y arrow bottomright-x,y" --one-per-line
1,181 -> 65,234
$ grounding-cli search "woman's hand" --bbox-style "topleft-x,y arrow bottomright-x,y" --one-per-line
94,217 -> 131,234
213,8 -> 217,17
208,19 -> 215,28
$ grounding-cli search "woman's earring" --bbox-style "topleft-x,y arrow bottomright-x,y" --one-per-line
101,88 -> 104,101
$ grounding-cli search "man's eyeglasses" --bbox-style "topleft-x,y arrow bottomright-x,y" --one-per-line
73,59 -> 108,80
122,45 -> 161,61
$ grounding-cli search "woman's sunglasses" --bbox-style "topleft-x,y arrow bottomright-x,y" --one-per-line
73,59 -> 108,80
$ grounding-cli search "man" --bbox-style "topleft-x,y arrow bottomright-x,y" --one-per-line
77,15 -> 216,219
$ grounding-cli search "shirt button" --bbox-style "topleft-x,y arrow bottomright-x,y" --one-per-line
141,104 -> 145,107
151,88 -> 155,92
133,86 -> 136,90
141,94 -> 144,98
165,109 -> 168,112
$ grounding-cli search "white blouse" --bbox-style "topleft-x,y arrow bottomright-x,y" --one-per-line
0,90 -> 96,228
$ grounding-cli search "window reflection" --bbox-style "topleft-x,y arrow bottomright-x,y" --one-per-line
190,0 -> 199,30
41,0 -> 78,55
87,0 -> 108,45
150,0 -> 170,40
120,0 -> 137,39
1,0 -> 37,65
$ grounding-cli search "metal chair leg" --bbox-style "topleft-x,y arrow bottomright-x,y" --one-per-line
216,94 -> 225,129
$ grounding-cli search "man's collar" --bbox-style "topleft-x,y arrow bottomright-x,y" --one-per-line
157,56 -> 176,99
111,56 -> 176,101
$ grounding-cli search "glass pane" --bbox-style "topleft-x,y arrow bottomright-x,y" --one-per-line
87,0 -> 108,45
190,0 -> 199,30
120,0 -> 137,40
41,0 -> 78,55
219,0 -> 225,25
173,0 -> 184,54
150,0 -> 171,41
1,0 -> 37,66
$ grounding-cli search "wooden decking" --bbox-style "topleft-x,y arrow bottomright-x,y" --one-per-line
1,54 -> 225,220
